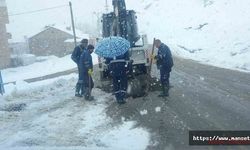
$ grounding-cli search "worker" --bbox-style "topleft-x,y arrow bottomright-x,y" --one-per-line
79,44 -> 95,100
109,51 -> 130,104
154,39 -> 173,97
71,39 -> 88,97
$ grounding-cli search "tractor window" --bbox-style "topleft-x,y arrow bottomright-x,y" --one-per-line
134,37 -> 143,47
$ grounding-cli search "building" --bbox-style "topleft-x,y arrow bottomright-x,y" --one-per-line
9,37 -> 30,56
29,25 -> 89,57
0,0 -> 11,69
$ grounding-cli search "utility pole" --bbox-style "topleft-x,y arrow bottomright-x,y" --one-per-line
69,1 -> 77,47
105,0 -> 109,12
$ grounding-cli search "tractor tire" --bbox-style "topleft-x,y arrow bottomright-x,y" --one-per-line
128,75 -> 150,98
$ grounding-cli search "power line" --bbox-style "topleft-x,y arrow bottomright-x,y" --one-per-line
8,4 -> 68,17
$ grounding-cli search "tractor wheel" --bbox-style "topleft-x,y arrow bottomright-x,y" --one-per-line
128,75 -> 150,98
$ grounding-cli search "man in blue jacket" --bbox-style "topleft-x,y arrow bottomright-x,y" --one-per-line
155,39 -> 173,97
79,44 -> 95,100
109,51 -> 130,104
71,39 -> 88,97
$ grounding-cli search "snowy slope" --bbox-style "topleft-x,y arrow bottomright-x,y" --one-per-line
6,0 -> 250,72
135,0 -> 250,72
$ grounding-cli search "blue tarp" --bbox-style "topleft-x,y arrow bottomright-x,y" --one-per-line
0,71 -> 5,95
95,36 -> 130,58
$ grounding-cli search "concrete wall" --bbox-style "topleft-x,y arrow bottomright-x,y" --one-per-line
29,27 -> 75,57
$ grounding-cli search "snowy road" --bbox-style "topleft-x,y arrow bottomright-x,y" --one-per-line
106,56 -> 250,150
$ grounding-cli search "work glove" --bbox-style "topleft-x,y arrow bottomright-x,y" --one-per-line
150,54 -> 156,60
88,69 -> 93,76
150,54 -> 158,64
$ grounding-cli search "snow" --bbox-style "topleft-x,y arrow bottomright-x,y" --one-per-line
1,53 -> 98,83
0,45 -> 149,149
64,38 -> 82,43
155,107 -> 161,113
46,25 -> 89,39
100,121 -> 149,149
140,109 -> 148,115
135,0 -> 250,72
199,76 -> 205,81
2,1 -> 250,148
11,54 -> 36,66
0,74 -> 150,149
2,55 -> 74,83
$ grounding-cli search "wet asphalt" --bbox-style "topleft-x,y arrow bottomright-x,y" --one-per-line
105,56 -> 250,150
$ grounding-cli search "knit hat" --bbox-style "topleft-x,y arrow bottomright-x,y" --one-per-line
81,39 -> 88,44
87,44 -> 95,50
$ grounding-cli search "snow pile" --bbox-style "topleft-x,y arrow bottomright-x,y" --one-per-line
2,55 -> 75,82
0,75 -> 150,149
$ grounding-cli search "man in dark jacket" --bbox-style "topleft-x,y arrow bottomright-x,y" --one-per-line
71,39 -> 88,97
79,44 -> 95,100
155,39 -> 173,97
109,51 -> 130,104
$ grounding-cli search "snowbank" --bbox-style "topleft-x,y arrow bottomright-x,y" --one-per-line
2,53 -> 99,83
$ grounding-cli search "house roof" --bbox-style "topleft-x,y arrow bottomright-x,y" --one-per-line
29,25 -> 90,40
8,24 -> 89,43
64,38 -> 82,43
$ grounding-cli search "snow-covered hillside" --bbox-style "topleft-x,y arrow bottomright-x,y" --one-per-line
135,0 -> 250,71
6,0 -> 250,72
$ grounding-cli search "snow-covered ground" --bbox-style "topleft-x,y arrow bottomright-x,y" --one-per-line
2,53 -> 98,83
0,74 -> 150,149
1,50 -> 150,149
6,0 -> 250,72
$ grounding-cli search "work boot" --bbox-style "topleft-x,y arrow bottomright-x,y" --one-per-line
117,99 -> 126,104
84,88 -> 94,101
80,85 -> 85,97
85,95 -> 94,101
75,83 -> 82,97
158,85 -> 169,97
